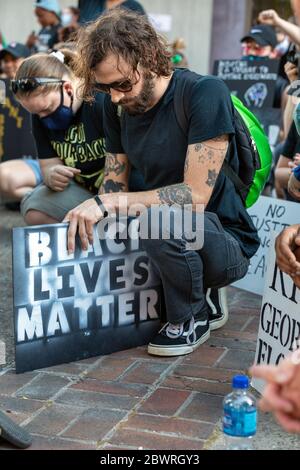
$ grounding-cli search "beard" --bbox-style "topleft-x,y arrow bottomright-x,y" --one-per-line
119,72 -> 155,115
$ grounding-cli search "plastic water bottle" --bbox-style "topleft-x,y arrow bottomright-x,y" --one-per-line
222,375 -> 257,450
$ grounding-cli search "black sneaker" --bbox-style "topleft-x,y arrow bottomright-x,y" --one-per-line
148,315 -> 210,357
206,287 -> 228,331
0,410 -> 32,449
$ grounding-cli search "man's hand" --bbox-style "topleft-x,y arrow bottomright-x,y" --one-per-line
275,225 -> 300,280
250,357 -> 300,433
258,9 -> 281,26
26,32 -> 38,48
45,165 -> 81,191
63,194 -> 120,253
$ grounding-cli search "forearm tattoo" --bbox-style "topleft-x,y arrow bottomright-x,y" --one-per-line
104,153 -> 126,177
157,183 -> 192,206
101,179 -> 125,193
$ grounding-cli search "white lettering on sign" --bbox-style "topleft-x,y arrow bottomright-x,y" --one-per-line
234,197 -> 299,295
253,235 -> 300,392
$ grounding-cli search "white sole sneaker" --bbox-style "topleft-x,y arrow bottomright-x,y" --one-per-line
206,287 -> 229,331
147,328 -> 210,357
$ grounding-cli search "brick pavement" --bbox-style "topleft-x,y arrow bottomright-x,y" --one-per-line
0,286 -> 262,450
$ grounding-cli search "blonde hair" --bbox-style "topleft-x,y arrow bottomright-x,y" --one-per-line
14,47 -> 79,97
171,38 -> 186,52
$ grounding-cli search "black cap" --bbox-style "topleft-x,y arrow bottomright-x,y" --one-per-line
0,42 -> 31,60
241,25 -> 278,48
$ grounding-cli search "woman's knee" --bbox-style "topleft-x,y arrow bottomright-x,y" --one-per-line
24,209 -> 46,226
0,164 -> 14,194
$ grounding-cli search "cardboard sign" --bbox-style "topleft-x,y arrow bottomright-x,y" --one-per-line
148,13 -> 172,33
252,234 -> 300,393
213,59 -> 279,108
0,79 -> 37,161
13,220 -> 161,373
234,196 -> 299,296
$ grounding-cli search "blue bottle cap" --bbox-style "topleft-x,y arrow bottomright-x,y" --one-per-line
232,375 -> 249,389
293,165 -> 300,182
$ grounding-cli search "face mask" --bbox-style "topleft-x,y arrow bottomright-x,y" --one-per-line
61,13 -> 73,27
242,55 -> 268,61
41,86 -> 74,131
294,102 -> 300,136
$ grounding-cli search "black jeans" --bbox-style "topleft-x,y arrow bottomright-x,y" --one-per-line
139,209 -> 249,325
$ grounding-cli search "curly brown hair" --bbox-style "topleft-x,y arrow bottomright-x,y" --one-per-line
74,8 -> 172,101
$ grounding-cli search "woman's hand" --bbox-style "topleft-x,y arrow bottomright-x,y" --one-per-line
285,62 -> 299,84
45,165 -> 81,191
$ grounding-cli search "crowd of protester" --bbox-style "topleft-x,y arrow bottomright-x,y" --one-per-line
0,0 -> 300,436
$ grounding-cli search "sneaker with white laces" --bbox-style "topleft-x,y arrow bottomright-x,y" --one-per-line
147,315 -> 210,357
206,287 -> 229,331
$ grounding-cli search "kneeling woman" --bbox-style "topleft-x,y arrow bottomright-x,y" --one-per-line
12,48 -> 106,225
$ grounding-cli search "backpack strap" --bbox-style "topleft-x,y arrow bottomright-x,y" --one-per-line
173,69 -> 248,199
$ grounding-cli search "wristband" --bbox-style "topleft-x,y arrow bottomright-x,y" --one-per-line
293,165 -> 300,182
94,195 -> 108,217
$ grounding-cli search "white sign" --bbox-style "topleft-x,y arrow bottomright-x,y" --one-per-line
234,196 -> 299,295
252,234 -> 300,392
148,13 -> 172,33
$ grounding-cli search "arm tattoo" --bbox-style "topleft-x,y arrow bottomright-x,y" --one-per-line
104,153 -> 126,177
157,183 -> 192,206
194,139 -> 228,165
206,169 -> 218,188
184,149 -> 190,174
102,179 -> 125,193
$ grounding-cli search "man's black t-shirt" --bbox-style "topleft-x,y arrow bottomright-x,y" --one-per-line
104,69 -> 260,258
32,93 -> 106,193
282,121 -> 300,159
118,0 -> 145,15
78,0 -> 145,23
79,0 -> 105,23
274,76 -> 289,109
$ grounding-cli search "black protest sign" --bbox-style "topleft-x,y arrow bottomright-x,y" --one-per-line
213,59 -> 279,108
0,79 -> 37,161
250,107 -> 282,152
13,220 -> 161,373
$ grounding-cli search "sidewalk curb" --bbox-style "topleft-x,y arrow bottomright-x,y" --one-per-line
0,340 -> 6,366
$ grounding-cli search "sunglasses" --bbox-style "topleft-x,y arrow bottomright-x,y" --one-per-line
94,71 -> 140,94
11,78 -> 65,94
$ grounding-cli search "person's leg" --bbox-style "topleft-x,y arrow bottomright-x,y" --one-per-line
24,210 -> 58,225
21,180 -> 93,225
139,209 -> 249,356
0,159 -> 38,200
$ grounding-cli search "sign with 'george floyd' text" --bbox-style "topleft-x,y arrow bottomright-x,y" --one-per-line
233,196 -> 299,296
213,59 -> 279,108
252,235 -> 300,393
12,220 -> 161,373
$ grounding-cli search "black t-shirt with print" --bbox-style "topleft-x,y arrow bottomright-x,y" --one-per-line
37,23 -> 61,51
32,93 -> 106,194
104,69 -> 260,259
